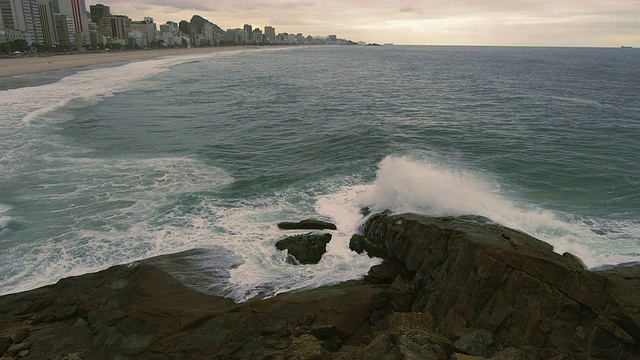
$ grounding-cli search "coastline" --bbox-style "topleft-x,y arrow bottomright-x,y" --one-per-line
0,213 -> 638,359
0,46 -> 258,78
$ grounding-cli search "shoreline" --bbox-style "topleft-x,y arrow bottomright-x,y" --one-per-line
0,213 -> 638,359
0,46 -> 259,78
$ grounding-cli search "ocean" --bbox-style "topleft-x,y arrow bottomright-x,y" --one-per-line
1,46 -> 639,301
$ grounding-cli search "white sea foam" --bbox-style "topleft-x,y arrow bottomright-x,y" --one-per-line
212,185 -> 381,301
0,150 -> 380,300
0,50 -> 245,134
357,155 -> 640,268
0,155 -> 235,295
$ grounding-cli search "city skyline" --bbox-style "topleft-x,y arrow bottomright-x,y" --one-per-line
95,0 -> 640,47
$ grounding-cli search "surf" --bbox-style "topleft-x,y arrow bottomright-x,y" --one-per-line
357,155 -> 640,269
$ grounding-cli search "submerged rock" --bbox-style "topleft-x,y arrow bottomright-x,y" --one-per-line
275,233 -> 332,264
277,219 -> 337,231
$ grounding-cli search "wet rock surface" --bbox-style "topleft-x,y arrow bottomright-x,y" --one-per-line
275,233 -> 333,264
1,212 -> 638,359
278,219 -> 337,231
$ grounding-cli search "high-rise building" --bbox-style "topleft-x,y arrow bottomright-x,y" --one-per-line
252,28 -> 262,44
264,25 -> 275,44
54,13 -> 73,46
226,28 -> 246,44
55,0 -> 90,47
178,20 -> 190,35
0,0 -> 15,31
98,14 -> 129,40
243,24 -> 252,43
129,17 -> 156,47
8,0 -> 42,44
89,3 -> 109,24
203,22 -> 214,44
37,0 -> 57,45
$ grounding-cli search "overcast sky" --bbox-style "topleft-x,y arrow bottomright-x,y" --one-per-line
96,0 -> 640,47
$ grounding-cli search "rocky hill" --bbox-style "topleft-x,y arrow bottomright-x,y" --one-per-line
1,213 -> 638,359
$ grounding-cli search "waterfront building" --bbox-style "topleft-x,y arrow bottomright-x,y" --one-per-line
128,17 -> 155,47
226,28 -> 246,44
88,20 -> 106,47
159,21 -> 181,46
252,28 -> 262,44
55,0 -> 90,48
2,0 -> 42,45
54,13 -> 74,46
203,21 -> 214,44
243,23 -> 251,43
89,3 -> 109,24
37,0 -> 57,45
264,25 -> 275,44
0,0 -> 15,31
178,20 -> 190,35
98,14 -> 130,44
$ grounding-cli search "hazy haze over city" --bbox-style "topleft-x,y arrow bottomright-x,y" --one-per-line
96,0 -> 640,47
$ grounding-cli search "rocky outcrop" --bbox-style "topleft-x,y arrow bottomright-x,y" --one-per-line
278,219 -> 338,231
275,233 -> 332,264
359,213 -> 640,359
1,213 -> 638,359
0,261 -> 387,359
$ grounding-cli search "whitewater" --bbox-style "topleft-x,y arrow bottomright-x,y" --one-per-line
1,46 -> 639,301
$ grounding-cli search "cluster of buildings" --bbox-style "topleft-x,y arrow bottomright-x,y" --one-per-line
0,0 -> 354,52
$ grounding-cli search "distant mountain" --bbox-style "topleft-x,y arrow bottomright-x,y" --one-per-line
190,15 -> 224,33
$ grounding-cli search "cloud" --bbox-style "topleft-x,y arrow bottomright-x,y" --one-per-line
119,0 -> 216,11
96,0 -> 640,46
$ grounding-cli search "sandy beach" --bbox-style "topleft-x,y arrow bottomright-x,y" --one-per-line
0,46 -> 255,78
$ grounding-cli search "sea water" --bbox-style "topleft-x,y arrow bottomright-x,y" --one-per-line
1,46 -> 639,301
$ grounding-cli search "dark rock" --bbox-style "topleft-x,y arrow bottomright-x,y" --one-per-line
491,347 -> 525,360
0,260 -> 389,359
369,292 -> 391,311
53,305 -> 77,321
286,334 -> 330,360
0,336 -> 11,356
596,262 -> 640,280
365,259 -> 406,284
6,340 -> 31,355
349,234 -> 389,258
362,213 -> 640,359
397,335 -> 437,360
450,353 -> 486,360
275,233 -> 332,264
294,325 -> 337,340
387,312 -> 435,333
321,334 -> 342,352
360,333 -> 392,359
389,275 -> 414,312
452,329 -> 497,357
7,328 -> 29,344
401,329 -> 452,360
277,219 -> 337,231
562,252 -> 587,270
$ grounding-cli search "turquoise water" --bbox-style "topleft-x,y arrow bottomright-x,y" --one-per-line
1,46 -> 639,300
